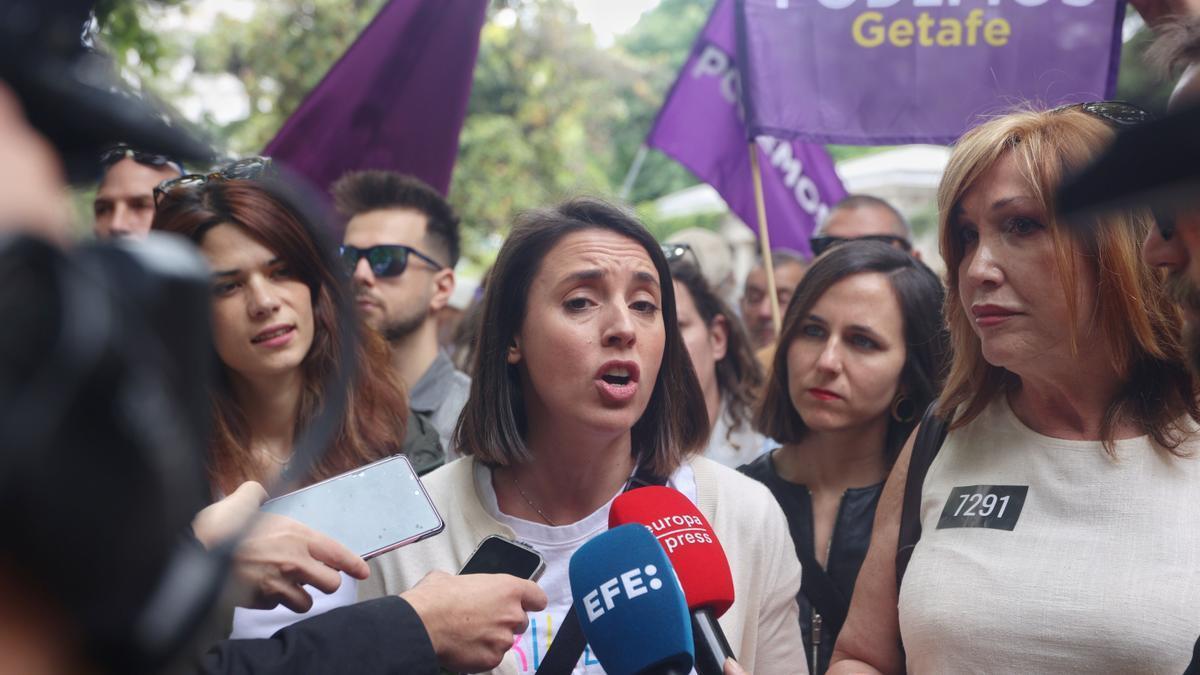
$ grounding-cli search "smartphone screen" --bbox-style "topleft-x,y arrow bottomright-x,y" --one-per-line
260,454 -> 444,560
460,535 -> 546,581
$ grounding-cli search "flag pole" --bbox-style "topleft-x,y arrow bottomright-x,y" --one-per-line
747,141 -> 782,337
619,145 -> 649,202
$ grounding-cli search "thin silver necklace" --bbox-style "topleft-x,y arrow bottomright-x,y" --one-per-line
509,470 -> 558,527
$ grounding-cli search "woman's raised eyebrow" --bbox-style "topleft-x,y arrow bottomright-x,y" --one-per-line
560,268 -> 660,288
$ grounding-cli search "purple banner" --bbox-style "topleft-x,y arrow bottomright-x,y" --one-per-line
264,0 -> 487,196
647,0 -> 846,257
735,0 -> 1126,145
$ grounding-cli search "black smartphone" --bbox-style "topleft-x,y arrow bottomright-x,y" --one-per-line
260,454 -> 444,560
459,534 -> 546,581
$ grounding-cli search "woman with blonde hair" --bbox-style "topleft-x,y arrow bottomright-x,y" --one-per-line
828,104 -> 1200,674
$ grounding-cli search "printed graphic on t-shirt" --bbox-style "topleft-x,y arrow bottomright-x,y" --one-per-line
936,485 -> 1028,531
510,610 -> 604,674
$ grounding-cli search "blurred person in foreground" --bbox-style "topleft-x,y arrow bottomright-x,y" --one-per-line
829,104 -> 1200,674
741,241 -> 946,674
360,197 -> 806,674
671,259 -> 768,468
1060,13 -> 1200,673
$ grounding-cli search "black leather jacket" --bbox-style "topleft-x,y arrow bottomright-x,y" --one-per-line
739,452 -> 883,675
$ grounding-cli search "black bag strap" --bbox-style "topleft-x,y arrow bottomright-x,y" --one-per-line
781,508 -> 849,636
895,401 -> 949,591
533,463 -> 668,675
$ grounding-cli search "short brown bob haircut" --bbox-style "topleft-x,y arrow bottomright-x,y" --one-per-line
454,197 -> 709,477
938,107 -> 1200,452
755,241 -> 948,462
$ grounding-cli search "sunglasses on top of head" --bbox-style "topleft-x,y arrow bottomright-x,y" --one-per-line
338,244 -> 445,278
1050,100 -> 1153,128
153,156 -> 274,208
100,143 -> 184,174
661,242 -> 701,268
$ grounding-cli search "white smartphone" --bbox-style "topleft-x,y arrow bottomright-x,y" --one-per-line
260,454 -> 444,560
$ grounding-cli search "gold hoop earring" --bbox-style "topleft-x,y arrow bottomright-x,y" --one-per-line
891,395 -> 915,423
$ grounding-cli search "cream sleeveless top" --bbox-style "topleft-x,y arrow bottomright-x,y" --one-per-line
898,397 -> 1200,674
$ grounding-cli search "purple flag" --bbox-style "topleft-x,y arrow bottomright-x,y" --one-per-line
735,0 -> 1126,145
647,0 -> 846,257
264,0 -> 487,195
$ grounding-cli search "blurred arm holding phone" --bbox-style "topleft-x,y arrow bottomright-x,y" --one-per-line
191,462 -> 549,673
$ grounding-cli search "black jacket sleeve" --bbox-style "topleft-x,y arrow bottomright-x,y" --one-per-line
1184,634 -> 1200,675
198,596 -> 437,675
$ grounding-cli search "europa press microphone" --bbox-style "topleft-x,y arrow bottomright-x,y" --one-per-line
568,524 -> 694,675
610,487 -> 736,675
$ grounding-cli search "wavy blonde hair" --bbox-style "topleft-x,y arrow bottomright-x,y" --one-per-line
937,107 -> 1198,453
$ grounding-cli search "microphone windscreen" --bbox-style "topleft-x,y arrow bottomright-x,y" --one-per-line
568,524 -> 694,675
609,486 -> 735,617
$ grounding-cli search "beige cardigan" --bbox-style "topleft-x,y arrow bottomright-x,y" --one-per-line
360,456 -> 807,674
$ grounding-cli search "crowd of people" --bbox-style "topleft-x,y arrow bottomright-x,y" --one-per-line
4,1 -> 1200,674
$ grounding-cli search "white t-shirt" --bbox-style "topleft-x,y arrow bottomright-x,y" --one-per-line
473,461 -> 698,675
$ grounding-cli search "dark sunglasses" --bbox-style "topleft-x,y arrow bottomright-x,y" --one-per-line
1051,100 -> 1153,128
153,156 -> 274,207
100,143 -> 183,173
810,234 -> 912,257
339,244 -> 445,278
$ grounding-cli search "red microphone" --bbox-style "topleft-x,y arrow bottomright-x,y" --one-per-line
610,486 -> 736,675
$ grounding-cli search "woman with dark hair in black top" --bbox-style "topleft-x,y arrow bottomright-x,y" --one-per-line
739,241 -> 947,674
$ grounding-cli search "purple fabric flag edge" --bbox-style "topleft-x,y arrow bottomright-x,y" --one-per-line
263,0 -> 487,196
646,0 -> 847,256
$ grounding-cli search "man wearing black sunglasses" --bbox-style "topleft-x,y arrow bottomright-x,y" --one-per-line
810,194 -> 919,260
93,143 -> 182,239
333,170 -> 470,453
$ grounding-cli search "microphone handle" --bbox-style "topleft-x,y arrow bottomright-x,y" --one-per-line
691,607 -> 736,675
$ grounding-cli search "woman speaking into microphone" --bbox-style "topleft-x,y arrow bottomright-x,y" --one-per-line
359,197 -> 806,674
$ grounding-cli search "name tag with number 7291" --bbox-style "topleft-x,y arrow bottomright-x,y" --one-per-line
936,485 -> 1028,531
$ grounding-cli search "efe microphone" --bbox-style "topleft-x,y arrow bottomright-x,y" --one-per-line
610,486 -> 737,675
568,524 -> 694,675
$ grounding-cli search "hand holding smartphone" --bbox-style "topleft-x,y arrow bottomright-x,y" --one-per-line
259,455 -> 444,560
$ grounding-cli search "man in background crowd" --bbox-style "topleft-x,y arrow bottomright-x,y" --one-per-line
740,247 -> 807,351
93,144 -> 182,239
335,171 -> 471,453
810,193 -> 918,259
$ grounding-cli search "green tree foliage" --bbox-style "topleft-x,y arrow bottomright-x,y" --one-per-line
611,0 -> 713,206
95,0 -> 719,257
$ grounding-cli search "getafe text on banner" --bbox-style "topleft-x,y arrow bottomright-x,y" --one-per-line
735,0 -> 1125,144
